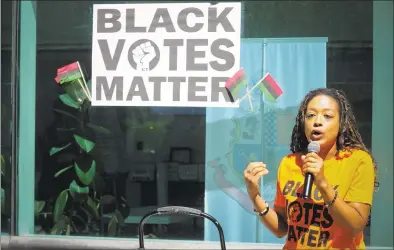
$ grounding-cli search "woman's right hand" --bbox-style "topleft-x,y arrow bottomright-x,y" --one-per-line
244,162 -> 269,200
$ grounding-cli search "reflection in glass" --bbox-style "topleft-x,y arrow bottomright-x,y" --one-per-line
23,0 -> 375,245
35,53 -> 205,238
40,69 -> 128,236
205,39 -> 327,243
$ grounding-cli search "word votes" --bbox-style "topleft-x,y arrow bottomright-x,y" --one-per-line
98,38 -> 234,72
96,7 -> 235,33
283,180 -> 340,248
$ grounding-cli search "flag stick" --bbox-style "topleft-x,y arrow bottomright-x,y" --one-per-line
245,85 -> 254,112
238,73 -> 270,103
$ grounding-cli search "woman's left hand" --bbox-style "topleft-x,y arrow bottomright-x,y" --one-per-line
301,152 -> 327,190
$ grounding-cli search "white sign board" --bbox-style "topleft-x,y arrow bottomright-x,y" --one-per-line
91,2 -> 241,107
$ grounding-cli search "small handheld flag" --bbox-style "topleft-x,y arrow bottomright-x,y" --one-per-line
225,68 -> 247,101
238,72 -> 283,105
55,62 -> 83,84
54,61 -> 91,104
259,73 -> 283,102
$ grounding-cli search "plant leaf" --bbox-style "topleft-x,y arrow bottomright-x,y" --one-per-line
59,93 -> 80,109
86,197 -> 99,219
53,190 -> 68,223
69,180 -> 89,195
73,134 -> 95,153
74,161 -> 96,185
54,165 -> 74,178
86,123 -> 111,135
1,155 -> 5,176
107,215 -> 119,237
49,143 -> 71,156
69,181 -> 89,202
35,201 -> 46,216
66,224 -> 71,235
51,219 -> 67,235
115,209 -> 125,227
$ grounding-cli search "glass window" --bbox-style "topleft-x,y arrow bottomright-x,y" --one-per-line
32,1 -> 206,240
14,0 -> 392,248
1,0 -> 13,234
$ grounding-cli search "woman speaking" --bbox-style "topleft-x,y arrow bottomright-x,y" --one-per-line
244,88 -> 377,249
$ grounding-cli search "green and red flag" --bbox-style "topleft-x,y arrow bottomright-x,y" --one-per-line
54,61 -> 91,104
225,68 -> 247,100
55,61 -> 83,84
259,73 -> 283,102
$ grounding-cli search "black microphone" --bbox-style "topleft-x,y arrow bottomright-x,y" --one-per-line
302,141 -> 320,200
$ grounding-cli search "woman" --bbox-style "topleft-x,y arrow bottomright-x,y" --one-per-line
244,88 -> 377,249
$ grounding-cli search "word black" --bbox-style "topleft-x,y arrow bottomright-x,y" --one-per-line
97,7 -> 235,33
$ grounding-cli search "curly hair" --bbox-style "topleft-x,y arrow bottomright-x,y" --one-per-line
290,88 -> 379,189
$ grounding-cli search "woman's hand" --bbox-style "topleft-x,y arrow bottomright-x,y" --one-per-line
301,152 -> 328,190
244,162 -> 269,200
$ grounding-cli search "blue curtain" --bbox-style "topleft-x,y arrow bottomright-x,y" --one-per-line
204,38 -> 327,244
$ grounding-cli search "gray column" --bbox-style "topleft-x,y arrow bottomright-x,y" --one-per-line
370,1 -> 393,247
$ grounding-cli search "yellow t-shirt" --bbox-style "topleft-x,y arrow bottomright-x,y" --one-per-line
274,149 -> 375,250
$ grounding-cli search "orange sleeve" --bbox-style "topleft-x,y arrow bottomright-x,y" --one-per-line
274,159 -> 286,208
343,153 -> 375,205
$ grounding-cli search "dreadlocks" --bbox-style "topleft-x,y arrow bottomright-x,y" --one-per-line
290,88 -> 379,189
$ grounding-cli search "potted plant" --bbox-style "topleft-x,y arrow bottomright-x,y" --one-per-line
44,61 -> 129,236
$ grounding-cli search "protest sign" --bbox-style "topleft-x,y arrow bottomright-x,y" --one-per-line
91,2 -> 241,107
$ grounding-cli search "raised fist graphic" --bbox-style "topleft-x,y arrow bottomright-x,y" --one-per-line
289,202 -> 301,223
132,41 -> 156,71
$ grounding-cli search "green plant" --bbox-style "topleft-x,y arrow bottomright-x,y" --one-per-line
48,82 -> 128,236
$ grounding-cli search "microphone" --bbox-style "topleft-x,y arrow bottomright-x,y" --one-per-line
302,141 -> 320,200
